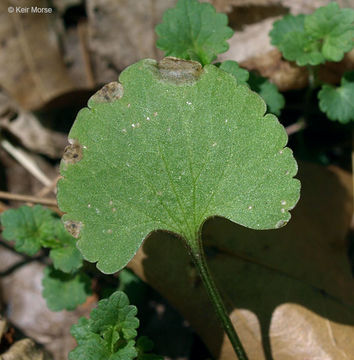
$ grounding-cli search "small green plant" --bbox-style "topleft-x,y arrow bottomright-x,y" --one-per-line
42,266 -> 92,311
69,291 -> 162,360
156,0 -> 285,116
270,3 -> 354,66
318,71 -> 354,123
270,2 -> 354,124
0,204 -> 162,358
155,0 -> 233,65
0,205 -> 92,311
0,205 -> 83,271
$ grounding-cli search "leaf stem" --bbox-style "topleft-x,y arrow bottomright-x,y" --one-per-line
188,234 -> 248,360
295,65 -> 319,157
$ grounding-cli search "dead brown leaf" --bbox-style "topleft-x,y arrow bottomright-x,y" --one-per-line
0,112 -> 67,159
210,0 -> 332,15
0,248 -> 96,360
129,162 -> 354,360
0,1 -> 74,110
1,339 -> 52,360
53,0 -> 83,14
240,50 -> 308,91
217,1 -> 354,91
86,0 -> 177,72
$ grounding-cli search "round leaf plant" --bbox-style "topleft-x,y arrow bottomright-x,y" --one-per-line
57,57 -> 300,359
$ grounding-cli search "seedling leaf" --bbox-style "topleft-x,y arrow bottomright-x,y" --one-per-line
248,73 -> 285,116
1,205 -> 54,255
279,31 -> 325,66
57,57 -> 300,274
219,65 -> 285,115
318,71 -> 354,123
270,3 -> 354,66
219,60 -> 249,86
49,221 -> 83,273
155,0 -> 233,65
270,14 -> 305,46
0,205 -> 83,272
304,3 -> 354,62
42,266 -> 92,311
136,336 -> 163,360
69,291 -> 139,360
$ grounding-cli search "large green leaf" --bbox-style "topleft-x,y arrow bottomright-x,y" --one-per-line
57,57 -> 300,274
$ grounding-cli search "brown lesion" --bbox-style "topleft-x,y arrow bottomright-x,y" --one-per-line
157,57 -> 203,84
64,220 -> 82,238
62,139 -> 83,164
89,82 -> 124,103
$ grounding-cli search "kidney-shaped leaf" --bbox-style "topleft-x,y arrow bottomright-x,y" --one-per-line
57,57 -> 300,274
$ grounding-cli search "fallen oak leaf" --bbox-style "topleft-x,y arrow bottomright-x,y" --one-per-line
128,162 -> 354,360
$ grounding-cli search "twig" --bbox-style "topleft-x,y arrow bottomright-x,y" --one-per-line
78,21 -> 95,88
0,201 -> 9,212
36,176 -> 60,197
0,255 -> 47,277
0,240 -> 19,253
0,191 -> 57,206
351,129 -> 354,228
286,119 -> 307,136
0,240 -> 48,263
1,139 -> 52,187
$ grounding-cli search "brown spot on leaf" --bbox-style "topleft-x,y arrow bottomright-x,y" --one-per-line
89,82 -> 124,103
64,220 -> 82,238
275,219 -> 288,228
63,139 -> 83,164
158,57 -> 203,84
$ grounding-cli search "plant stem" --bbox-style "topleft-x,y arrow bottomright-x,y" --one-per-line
351,128 -> 354,213
294,65 -> 319,158
188,233 -> 249,360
